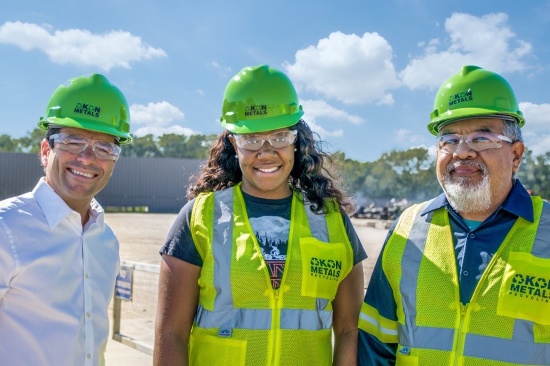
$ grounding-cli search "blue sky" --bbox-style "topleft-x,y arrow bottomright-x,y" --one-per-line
1,0 -> 550,162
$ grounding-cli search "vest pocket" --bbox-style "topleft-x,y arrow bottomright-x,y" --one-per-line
497,252 -> 550,325
189,334 -> 246,366
300,237 -> 350,300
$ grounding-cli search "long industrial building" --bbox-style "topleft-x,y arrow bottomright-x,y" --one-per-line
0,152 -> 203,213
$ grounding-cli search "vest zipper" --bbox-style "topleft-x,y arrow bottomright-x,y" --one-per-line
453,232 -> 510,365
269,288 -> 282,366
453,303 -> 468,366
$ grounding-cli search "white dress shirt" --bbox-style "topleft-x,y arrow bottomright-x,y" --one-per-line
0,178 -> 120,365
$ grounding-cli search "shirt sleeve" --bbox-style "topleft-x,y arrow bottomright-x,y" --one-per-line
159,198 -> 203,266
358,226 -> 398,365
341,210 -> 368,265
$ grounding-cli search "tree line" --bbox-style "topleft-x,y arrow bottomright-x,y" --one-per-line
3,128 -> 549,202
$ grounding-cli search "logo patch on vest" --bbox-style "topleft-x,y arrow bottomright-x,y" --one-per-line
218,328 -> 232,337
508,273 -> 550,302
310,257 -> 342,281
497,252 -> 550,325
399,346 -> 410,355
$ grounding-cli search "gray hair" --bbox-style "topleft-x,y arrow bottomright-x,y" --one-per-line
500,118 -> 524,182
502,118 -> 523,143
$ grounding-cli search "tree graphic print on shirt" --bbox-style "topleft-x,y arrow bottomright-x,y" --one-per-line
249,215 -> 290,289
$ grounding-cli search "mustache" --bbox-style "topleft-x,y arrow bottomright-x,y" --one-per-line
446,160 -> 487,174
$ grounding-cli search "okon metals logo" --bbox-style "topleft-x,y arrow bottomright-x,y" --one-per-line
448,89 -> 473,107
244,104 -> 267,117
509,273 -> 550,302
310,257 -> 341,281
74,103 -> 101,118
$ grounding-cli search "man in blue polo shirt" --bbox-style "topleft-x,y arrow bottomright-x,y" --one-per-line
358,65 -> 550,365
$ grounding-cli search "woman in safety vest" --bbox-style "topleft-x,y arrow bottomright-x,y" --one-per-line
154,64 -> 367,366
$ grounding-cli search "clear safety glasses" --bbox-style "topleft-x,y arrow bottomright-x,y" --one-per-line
232,130 -> 297,151
437,131 -> 513,154
49,133 -> 121,161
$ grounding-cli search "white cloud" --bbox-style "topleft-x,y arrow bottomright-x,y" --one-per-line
133,125 -> 196,138
527,136 -> 550,156
284,31 -> 400,105
130,101 -> 184,126
130,101 -> 198,137
0,21 -> 166,71
520,102 -> 550,127
301,99 -> 363,125
302,117 -> 344,139
518,102 -> 550,156
400,12 -> 533,90
395,128 -> 424,144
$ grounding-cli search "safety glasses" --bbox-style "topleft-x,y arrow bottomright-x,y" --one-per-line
49,133 -> 121,161
232,130 -> 297,151
437,131 -> 512,154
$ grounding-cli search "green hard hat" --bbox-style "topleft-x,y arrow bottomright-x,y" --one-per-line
220,64 -> 304,133
428,65 -> 524,135
38,73 -> 132,144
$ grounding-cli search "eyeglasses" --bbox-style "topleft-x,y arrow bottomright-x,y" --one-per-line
49,133 -> 121,161
232,130 -> 297,151
437,131 -> 513,154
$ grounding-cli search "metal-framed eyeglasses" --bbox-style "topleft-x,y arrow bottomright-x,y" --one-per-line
437,131 -> 513,154
49,133 -> 121,161
232,130 -> 297,151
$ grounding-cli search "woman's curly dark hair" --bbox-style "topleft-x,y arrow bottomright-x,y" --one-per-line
187,120 -> 352,214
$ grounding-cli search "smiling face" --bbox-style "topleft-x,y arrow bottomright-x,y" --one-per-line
230,128 -> 295,199
41,127 -> 118,215
436,118 -> 524,220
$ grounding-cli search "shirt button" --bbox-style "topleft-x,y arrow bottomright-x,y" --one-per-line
86,312 -> 91,318
85,273 -> 89,279
469,233 -> 475,238
87,353 -> 91,359
463,270 -> 469,276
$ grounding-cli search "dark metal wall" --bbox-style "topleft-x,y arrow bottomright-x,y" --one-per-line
0,152 -> 203,213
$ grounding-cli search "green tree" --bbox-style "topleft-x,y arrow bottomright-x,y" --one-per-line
185,134 -> 217,160
14,128 -> 45,154
158,133 -> 188,158
0,134 -> 15,152
121,134 -> 160,157
517,148 -> 550,199
379,147 -> 440,201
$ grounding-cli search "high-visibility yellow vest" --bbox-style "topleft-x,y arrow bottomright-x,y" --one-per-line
361,196 -> 550,365
189,185 -> 353,365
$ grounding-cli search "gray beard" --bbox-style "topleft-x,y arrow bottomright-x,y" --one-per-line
441,162 -> 492,214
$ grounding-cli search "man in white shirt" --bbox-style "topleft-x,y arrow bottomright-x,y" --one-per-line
0,73 -> 133,365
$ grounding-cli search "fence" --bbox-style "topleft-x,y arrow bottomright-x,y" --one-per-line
112,260 -> 160,355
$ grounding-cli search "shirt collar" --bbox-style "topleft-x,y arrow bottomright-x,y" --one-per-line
33,178 -> 105,229
420,180 -> 534,223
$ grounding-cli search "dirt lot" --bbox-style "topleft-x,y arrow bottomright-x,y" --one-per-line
103,213 -> 390,365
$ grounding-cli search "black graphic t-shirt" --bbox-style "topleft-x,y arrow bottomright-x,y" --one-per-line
242,191 -> 291,289
160,188 -> 367,289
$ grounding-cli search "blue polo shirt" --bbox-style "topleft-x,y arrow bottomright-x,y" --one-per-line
421,181 -> 534,303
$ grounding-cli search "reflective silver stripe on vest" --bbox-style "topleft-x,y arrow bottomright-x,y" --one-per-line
532,201 -> 550,258
398,324 -> 454,351
194,187 -> 332,331
465,332 -> 550,364
398,202 -> 462,350
304,203 -> 329,242
398,199 -> 550,363
212,188 -> 235,311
